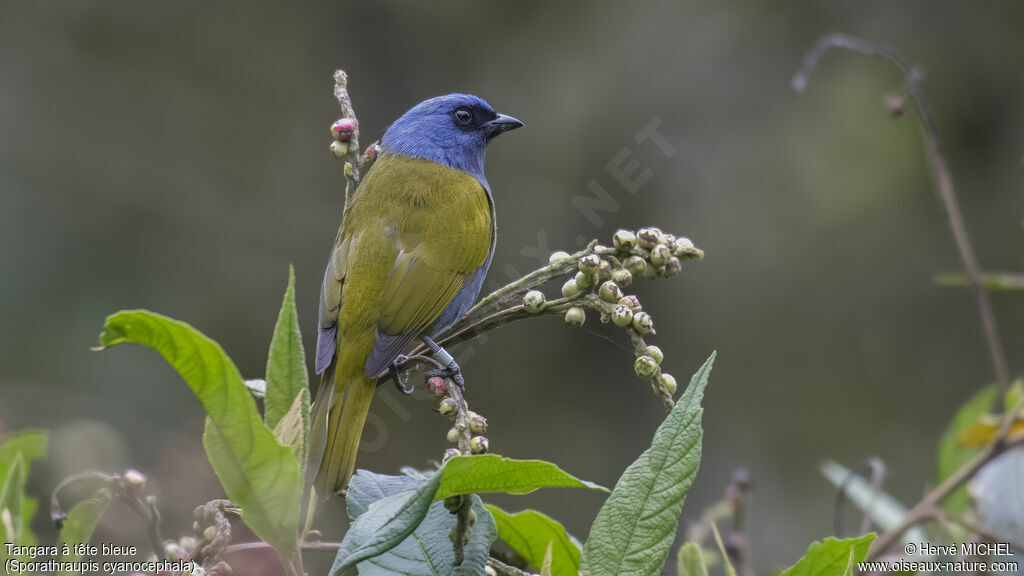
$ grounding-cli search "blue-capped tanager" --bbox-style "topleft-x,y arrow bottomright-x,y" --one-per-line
310,94 -> 523,497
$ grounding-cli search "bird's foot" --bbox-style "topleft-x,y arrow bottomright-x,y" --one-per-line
387,355 -> 414,395
426,359 -> 465,390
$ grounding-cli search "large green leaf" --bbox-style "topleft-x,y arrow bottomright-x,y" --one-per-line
777,534 -> 875,576
57,489 -> 111,576
580,352 -> 715,576
936,385 -> 998,515
264,266 -> 310,475
98,310 -> 302,557
485,505 -> 580,576
0,431 -> 48,557
332,459 -> 603,575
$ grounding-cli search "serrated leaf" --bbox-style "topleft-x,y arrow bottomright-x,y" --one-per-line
265,266 -> 310,476
437,454 -> 607,500
777,534 -> 875,576
57,490 -> 111,576
936,385 -> 998,515
580,352 -> 715,576
98,310 -> 302,557
676,542 -> 708,576
485,505 -> 580,576
0,431 -> 48,557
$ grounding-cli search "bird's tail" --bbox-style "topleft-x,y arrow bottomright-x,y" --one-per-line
310,366 -> 376,498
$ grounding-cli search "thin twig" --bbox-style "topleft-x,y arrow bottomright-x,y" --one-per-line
333,70 -> 363,202
933,510 -> 1024,555
488,557 -> 540,576
793,33 -> 1011,396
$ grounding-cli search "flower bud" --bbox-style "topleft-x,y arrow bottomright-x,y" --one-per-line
179,536 -> 198,553
598,259 -> 613,281
123,469 -> 146,488
470,435 -> 489,454
574,271 -> 595,289
659,372 -> 678,395
564,307 -> 586,328
643,262 -> 659,279
439,398 -> 458,418
330,118 -> 356,142
637,228 -> 660,249
427,376 -> 448,397
444,495 -> 463,513
623,255 -> 647,275
486,567 -> 498,576
611,305 -> 634,327
613,229 -> 637,251
578,254 -> 601,276
619,295 -> 642,313
446,426 -> 461,444
468,509 -> 478,526
594,244 -> 610,253
664,257 -> 681,277
644,345 -> 664,365
468,412 -> 488,434
329,140 -> 350,158
523,290 -> 546,313
165,542 -> 187,561
362,142 -> 380,162
202,525 -> 218,542
650,244 -> 671,266
561,279 -> 581,298
549,251 -> 571,264
673,237 -> 696,256
443,448 -> 461,463
611,267 -> 633,287
662,233 -> 677,247
598,280 -> 623,303
632,311 -> 655,334
634,355 -> 659,379
210,561 -> 234,576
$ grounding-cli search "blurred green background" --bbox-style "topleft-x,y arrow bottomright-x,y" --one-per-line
1,1 -> 1022,573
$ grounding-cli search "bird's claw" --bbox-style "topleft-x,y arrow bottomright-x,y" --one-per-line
388,355 -> 414,395
426,360 -> 465,390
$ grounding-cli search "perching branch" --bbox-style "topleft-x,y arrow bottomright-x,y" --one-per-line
792,33 -> 1011,397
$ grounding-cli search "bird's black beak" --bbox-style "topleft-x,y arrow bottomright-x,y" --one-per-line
485,113 -> 524,137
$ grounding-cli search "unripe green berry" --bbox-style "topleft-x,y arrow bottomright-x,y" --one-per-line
611,267 -> 633,287
632,311 -> 655,334
468,412 -> 488,434
470,435 -> 489,454
662,233 -> 677,247
659,373 -> 678,395
467,509 -> 477,526
330,140 -> 350,158
613,229 -> 637,251
619,294 -> 642,313
634,355 -> 659,379
564,306 -> 586,327
549,251 -> 571,264
574,270 -> 595,289
624,255 -> 646,275
439,398 -> 458,418
643,262 -> 659,279
650,244 -> 672,266
446,427 -> 461,444
561,279 -> 581,298
645,345 -> 664,364
598,280 -> 623,303
673,237 -> 696,256
664,257 -> 682,277
637,228 -> 660,249
611,305 -> 634,327
578,254 -> 601,276
598,259 -> 613,281
444,495 -> 464,513
443,448 -> 460,463
523,290 -> 546,313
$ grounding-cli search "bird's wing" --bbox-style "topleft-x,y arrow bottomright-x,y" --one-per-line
315,232 -> 352,374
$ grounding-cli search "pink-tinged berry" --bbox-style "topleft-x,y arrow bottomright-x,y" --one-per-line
331,118 -> 356,142
427,376 -> 448,397
619,295 -> 642,314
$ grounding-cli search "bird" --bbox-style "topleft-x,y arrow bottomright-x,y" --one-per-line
309,93 -> 523,498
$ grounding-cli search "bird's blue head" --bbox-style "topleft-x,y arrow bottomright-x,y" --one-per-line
380,94 -> 523,187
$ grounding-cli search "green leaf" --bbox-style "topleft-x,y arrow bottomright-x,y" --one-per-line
541,541 -> 554,576
436,454 -> 607,500
777,534 -> 875,576
334,470 -> 498,576
485,505 -> 581,575
710,523 -> 736,576
580,352 -> 716,576
936,385 -> 998,515
98,310 -> 302,557
57,489 -> 112,576
676,542 -> 708,576
264,266 -> 310,475
0,431 -> 48,555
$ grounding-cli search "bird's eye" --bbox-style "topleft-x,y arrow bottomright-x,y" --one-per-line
454,108 -> 473,125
